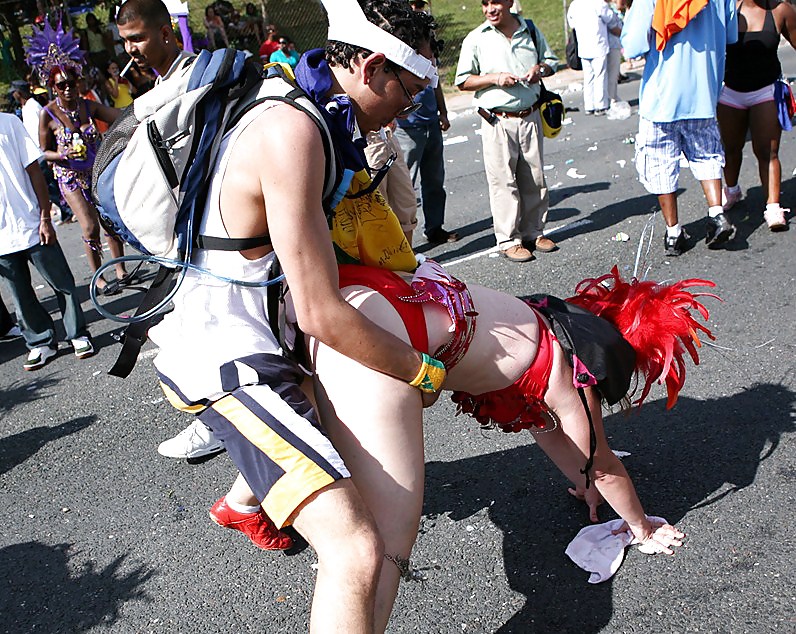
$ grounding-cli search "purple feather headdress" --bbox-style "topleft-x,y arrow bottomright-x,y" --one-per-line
25,18 -> 85,83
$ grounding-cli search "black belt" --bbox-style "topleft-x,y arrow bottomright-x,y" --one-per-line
477,104 -> 538,124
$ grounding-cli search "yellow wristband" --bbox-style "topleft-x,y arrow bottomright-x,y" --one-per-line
409,353 -> 446,393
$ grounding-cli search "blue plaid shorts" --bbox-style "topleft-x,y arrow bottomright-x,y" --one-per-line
634,117 -> 724,194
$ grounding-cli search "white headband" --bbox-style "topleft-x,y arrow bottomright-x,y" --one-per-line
321,0 -> 439,88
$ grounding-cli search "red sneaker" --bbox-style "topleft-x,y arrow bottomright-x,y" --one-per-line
209,497 -> 293,551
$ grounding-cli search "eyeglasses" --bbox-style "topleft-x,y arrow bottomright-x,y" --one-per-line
55,79 -> 76,90
390,68 -> 422,117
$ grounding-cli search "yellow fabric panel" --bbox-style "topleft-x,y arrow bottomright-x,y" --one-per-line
331,168 -> 417,272
160,382 -> 207,414
211,395 -> 335,528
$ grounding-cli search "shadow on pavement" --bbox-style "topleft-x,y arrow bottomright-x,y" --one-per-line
423,383 -> 795,633
547,190 -> 660,245
0,542 -> 155,633
0,415 -> 94,477
0,377 -> 60,415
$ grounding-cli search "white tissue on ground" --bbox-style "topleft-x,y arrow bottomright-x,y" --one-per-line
565,515 -> 668,583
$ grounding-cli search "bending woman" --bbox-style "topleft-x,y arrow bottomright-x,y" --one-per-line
718,0 -> 796,229
39,66 -> 128,293
308,260 -> 694,630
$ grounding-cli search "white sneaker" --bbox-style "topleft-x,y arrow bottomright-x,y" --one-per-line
764,205 -> 788,231
157,420 -> 225,461
23,346 -> 57,371
1,325 -> 22,341
71,336 -> 95,359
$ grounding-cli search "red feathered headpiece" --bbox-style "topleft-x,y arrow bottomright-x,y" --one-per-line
567,266 -> 718,409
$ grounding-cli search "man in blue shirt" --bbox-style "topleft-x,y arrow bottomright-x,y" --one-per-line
394,83 -> 459,244
393,0 -> 458,245
621,0 -> 737,256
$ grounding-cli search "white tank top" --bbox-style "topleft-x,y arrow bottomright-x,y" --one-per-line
150,102 -> 288,402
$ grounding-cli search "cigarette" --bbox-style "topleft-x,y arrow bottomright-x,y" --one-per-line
120,58 -> 134,77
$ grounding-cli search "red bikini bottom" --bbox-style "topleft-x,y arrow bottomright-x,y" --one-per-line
337,265 -> 429,353
451,306 -> 555,432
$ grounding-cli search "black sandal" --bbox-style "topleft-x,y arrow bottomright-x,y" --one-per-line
99,278 -> 122,296
118,268 -> 145,287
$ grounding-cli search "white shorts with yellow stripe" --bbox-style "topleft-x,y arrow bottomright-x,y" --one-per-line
157,353 -> 349,528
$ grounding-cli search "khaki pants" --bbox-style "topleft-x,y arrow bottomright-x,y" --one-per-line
480,110 -> 548,249
364,129 -> 418,237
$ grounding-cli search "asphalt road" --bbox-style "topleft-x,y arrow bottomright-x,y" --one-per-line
2,48 -> 795,633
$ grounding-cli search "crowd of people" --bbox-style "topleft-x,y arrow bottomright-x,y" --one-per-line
1,0 -> 795,632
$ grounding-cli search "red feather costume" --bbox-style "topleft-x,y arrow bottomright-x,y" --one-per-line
567,266 -> 718,409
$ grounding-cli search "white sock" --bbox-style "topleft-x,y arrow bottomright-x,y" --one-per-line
708,205 -> 723,218
225,498 -> 260,514
726,184 -> 741,194
766,203 -> 782,212
666,224 -> 681,238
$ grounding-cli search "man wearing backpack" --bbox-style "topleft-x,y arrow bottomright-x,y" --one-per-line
455,0 -> 559,262
115,0 -> 447,631
117,0 -> 225,463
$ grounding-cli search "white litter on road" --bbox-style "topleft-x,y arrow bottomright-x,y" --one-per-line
616,159 -> 626,168
587,145 -> 598,152
566,167 -> 586,179
543,164 -> 555,170
443,135 -> 469,146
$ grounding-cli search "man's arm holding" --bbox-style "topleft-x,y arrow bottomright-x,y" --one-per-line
257,106 -> 430,386
521,25 -> 558,84
454,32 -> 517,91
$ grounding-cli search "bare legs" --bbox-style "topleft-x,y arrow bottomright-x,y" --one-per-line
291,481 -> 384,634
749,101 -> 782,205
311,286 -> 426,633
225,473 -> 384,633
658,192 -> 679,228
717,102 -> 748,189
62,187 -> 127,287
718,100 -> 782,205
700,179 -> 722,208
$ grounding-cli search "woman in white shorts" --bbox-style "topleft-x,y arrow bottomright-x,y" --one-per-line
717,0 -> 796,230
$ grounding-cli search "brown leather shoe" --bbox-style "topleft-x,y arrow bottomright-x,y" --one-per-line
534,236 -> 558,253
500,244 -> 534,262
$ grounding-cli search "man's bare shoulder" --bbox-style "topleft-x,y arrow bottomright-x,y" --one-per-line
244,101 -> 326,155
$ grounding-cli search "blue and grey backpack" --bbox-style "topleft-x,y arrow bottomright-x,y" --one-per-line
92,49 -> 337,376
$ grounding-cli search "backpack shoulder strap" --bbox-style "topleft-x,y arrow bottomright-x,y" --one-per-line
220,65 -> 338,211
524,18 -> 539,51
